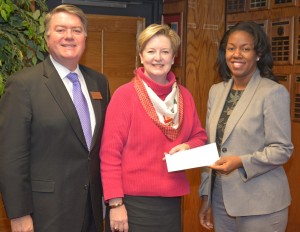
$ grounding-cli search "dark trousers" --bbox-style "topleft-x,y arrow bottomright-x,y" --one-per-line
82,189 -> 97,232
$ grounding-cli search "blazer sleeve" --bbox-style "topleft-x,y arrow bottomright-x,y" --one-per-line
0,74 -> 34,218
240,83 -> 294,181
199,84 -> 217,196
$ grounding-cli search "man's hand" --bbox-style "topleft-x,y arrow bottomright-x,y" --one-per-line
11,215 -> 34,232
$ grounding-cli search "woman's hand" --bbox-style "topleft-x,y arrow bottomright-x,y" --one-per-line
168,143 -> 190,154
199,196 -> 213,230
210,156 -> 242,175
163,143 -> 190,160
109,198 -> 129,232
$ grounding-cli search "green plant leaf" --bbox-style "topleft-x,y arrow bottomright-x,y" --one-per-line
32,9 -> 40,20
36,49 -> 44,61
0,0 -> 48,96
26,50 -> 33,59
32,56 -> 37,65
1,9 -> 8,21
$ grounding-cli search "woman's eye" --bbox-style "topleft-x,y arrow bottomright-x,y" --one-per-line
242,47 -> 251,52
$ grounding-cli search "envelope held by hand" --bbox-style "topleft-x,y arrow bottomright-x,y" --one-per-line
165,143 -> 219,172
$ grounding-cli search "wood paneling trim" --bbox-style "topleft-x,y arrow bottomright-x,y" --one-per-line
163,0 -> 187,86
0,194 -> 11,232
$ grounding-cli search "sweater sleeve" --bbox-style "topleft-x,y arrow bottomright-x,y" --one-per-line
100,85 -> 132,201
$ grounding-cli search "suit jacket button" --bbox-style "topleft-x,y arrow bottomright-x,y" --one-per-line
221,147 -> 227,153
84,184 -> 88,190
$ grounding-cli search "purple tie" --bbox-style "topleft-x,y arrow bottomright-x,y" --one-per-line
67,72 -> 92,150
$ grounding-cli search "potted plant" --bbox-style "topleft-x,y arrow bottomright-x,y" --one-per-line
0,0 -> 48,96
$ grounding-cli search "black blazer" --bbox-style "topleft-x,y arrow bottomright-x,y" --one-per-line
0,56 -> 110,231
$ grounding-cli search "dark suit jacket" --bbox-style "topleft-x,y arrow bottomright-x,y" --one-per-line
0,56 -> 110,231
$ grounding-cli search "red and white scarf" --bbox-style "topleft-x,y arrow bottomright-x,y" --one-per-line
133,73 -> 183,140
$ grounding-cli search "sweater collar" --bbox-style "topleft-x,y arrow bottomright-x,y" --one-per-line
135,67 -> 176,96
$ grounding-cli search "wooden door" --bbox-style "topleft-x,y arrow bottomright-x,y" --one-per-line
80,14 -> 145,94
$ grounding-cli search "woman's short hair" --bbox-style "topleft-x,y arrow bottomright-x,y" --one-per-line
45,4 -> 88,36
138,24 -> 181,56
217,21 -> 275,81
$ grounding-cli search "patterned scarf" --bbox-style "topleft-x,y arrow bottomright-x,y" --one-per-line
133,72 -> 183,140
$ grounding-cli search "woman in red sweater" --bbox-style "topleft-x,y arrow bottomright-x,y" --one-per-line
100,24 -> 207,232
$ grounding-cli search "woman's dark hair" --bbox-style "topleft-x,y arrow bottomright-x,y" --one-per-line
217,21 -> 276,82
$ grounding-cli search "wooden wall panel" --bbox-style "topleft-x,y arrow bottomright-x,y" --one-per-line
80,15 -> 145,94
186,0 -> 224,123
0,194 -> 11,232
184,0 -> 225,231
290,74 -> 300,121
164,0 -> 188,86
164,1 -> 225,231
81,30 -> 103,72
165,1 -> 225,231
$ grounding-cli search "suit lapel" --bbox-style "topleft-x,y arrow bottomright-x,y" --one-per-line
43,57 -> 88,150
81,67 -> 103,152
222,69 -> 262,143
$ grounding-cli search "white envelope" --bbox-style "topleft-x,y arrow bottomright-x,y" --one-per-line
165,143 -> 219,172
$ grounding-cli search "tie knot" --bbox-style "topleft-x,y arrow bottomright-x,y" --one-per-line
67,72 -> 79,84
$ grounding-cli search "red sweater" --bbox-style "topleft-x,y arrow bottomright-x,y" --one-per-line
100,68 -> 207,201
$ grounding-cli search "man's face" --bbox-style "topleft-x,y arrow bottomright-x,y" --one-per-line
46,12 -> 86,70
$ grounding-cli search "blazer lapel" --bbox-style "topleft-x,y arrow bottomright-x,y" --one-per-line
208,80 -> 233,143
222,69 -> 262,143
43,57 -> 88,150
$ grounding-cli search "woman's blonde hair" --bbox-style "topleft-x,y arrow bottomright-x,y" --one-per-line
138,24 -> 181,55
45,4 -> 88,36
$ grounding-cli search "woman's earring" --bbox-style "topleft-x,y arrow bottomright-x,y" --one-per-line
256,57 -> 260,61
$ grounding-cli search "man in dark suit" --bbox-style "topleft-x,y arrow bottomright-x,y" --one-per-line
0,4 -> 110,232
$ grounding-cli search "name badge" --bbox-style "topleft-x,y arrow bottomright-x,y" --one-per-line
90,91 -> 103,100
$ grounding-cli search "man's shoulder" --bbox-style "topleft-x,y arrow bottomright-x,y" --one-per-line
79,64 -> 107,80
10,60 -> 45,81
